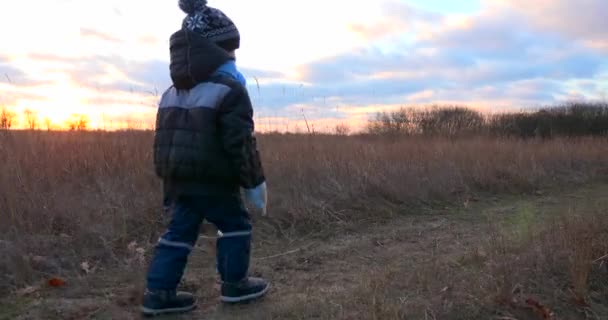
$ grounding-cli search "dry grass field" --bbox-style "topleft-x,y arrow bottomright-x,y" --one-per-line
1,130 -> 607,319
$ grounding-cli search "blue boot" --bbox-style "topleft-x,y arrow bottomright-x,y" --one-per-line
221,277 -> 270,303
141,289 -> 196,317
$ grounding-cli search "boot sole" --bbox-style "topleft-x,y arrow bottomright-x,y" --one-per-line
221,284 -> 270,303
140,304 -> 197,317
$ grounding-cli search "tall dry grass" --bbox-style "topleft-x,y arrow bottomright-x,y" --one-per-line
0,130 -> 607,298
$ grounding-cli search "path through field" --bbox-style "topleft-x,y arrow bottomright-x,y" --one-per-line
4,184 -> 608,320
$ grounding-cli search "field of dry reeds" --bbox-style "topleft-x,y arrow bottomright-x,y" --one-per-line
1,128 -> 607,319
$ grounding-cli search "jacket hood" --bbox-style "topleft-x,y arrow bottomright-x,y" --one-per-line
169,29 -> 232,90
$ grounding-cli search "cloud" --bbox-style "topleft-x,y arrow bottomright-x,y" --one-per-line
80,27 -> 121,43
20,53 -> 281,99
12,51 -> 288,112
267,0 -> 606,117
15,53 -> 268,112
1,56 -> 24,80
137,35 -> 162,46
493,0 -> 608,51
294,44 -> 601,102
240,68 -> 284,80
27,53 -> 78,64
40,54 -> 168,94
0,65 -> 23,83
347,2 -> 442,41
0,57 -> 45,86
0,89 -> 44,107
409,79 -> 565,106
297,46 -> 478,84
56,54 -> 284,95
123,59 -> 170,91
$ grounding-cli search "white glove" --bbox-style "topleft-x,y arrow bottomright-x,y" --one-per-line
243,182 -> 267,216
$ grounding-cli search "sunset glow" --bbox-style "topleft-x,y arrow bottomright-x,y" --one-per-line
1,0 -> 607,131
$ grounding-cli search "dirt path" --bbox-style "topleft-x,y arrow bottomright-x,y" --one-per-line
4,184 -> 608,320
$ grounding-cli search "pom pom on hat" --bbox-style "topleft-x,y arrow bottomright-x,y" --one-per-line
179,0 -> 208,15
178,0 -> 241,51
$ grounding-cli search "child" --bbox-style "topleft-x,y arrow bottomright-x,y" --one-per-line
141,0 -> 269,316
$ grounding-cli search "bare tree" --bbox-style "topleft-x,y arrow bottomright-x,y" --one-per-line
67,114 -> 89,131
1,108 -> 16,129
335,123 -> 350,136
23,109 -> 38,130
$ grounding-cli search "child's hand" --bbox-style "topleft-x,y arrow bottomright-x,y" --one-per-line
243,182 -> 267,216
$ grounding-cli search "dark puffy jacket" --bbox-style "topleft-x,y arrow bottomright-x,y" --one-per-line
154,29 -> 265,197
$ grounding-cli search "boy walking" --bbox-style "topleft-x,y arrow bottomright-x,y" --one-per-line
141,0 -> 269,316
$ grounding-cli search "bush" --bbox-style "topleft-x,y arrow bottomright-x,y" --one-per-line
370,102 -> 608,138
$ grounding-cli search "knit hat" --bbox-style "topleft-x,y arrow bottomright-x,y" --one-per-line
178,0 -> 240,51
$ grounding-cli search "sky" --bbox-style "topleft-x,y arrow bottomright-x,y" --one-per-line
0,0 -> 607,131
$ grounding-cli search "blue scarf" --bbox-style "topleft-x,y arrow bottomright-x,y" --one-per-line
213,60 -> 247,86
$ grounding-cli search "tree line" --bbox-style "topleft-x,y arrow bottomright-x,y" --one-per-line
367,102 -> 608,138
3,102 -> 608,136
0,108 -> 89,131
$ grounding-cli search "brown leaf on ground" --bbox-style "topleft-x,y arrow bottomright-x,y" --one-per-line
48,277 -> 66,287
